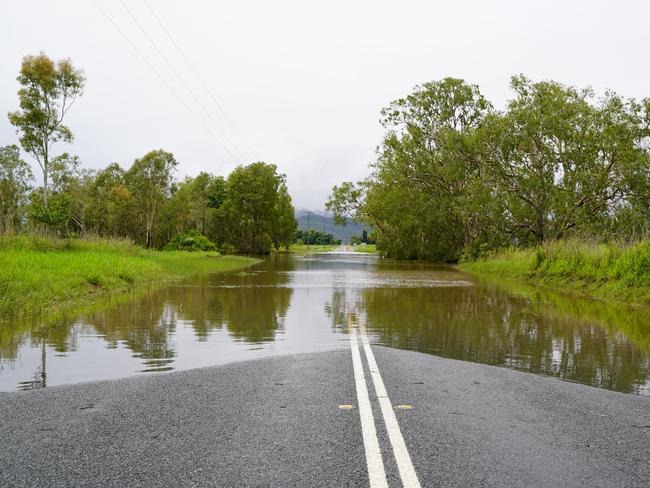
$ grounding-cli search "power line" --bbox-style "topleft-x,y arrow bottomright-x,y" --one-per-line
90,0 -> 240,162
117,0 -> 250,162
142,0 -> 260,161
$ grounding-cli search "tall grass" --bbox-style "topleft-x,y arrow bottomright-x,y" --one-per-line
460,240 -> 650,305
0,235 -> 257,316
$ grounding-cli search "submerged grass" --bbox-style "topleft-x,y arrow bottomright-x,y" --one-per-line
460,240 -> 650,305
0,235 -> 257,317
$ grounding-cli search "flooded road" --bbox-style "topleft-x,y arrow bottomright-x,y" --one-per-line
1,252 -> 650,393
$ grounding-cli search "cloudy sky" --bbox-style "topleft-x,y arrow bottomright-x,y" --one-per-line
1,0 -> 648,210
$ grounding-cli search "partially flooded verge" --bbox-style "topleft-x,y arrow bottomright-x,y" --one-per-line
0,235 -> 257,317
460,240 -> 650,306
1,252 -> 649,395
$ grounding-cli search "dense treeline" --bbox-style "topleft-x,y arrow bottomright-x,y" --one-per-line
2,53 -> 296,254
327,76 -> 650,261
0,146 -> 296,253
295,229 -> 341,245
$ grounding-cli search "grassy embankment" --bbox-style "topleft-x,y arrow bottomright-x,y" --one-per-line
280,243 -> 378,254
0,236 -> 257,317
460,240 -> 650,305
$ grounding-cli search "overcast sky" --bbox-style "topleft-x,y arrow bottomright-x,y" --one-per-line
1,0 -> 648,210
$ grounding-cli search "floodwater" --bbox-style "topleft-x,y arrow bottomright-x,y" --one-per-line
1,252 -> 650,394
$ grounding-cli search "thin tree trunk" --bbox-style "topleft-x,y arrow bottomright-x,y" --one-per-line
42,148 -> 49,208
43,169 -> 49,208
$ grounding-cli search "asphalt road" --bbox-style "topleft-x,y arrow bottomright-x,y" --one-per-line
1,345 -> 649,487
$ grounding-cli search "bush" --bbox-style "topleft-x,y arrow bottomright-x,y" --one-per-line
164,230 -> 216,252
219,243 -> 237,255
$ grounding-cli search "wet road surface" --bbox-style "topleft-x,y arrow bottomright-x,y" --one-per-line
2,344 -> 649,487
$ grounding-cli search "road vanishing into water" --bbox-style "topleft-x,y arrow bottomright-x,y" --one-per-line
1,252 -> 650,486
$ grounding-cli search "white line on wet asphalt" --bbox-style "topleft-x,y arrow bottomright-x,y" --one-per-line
350,328 -> 389,488
360,323 -> 422,488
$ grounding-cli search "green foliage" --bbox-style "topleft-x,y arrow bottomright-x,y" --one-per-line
461,240 -> 650,304
4,55 -> 299,254
7,53 -> 85,207
210,162 -> 296,254
125,149 -> 178,247
219,243 -> 237,255
28,190 -> 72,233
164,230 -> 216,252
295,229 -> 340,245
328,76 -> 650,262
0,145 -> 32,233
328,78 -> 493,261
354,243 -> 377,253
206,175 -> 227,209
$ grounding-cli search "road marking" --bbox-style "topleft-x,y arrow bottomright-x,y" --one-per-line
359,324 -> 422,488
350,328 -> 389,488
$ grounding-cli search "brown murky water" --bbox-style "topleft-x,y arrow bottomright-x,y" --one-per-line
1,253 -> 649,394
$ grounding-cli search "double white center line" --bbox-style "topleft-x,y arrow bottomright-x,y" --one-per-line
350,323 -> 421,488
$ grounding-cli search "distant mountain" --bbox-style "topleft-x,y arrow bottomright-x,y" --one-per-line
295,209 -> 365,244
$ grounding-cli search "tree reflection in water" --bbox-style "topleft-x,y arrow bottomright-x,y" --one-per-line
325,281 -> 650,395
3,254 -> 650,394
0,255 -> 294,382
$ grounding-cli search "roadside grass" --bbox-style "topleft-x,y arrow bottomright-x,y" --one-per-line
0,235 -> 257,317
460,239 -> 650,305
275,243 -> 377,254
280,243 -> 339,253
352,244 -> 377,254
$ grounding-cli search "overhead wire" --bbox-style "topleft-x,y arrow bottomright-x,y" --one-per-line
90,0 -> 241,162
117,0 -> 250,162
141,0 -> 260,161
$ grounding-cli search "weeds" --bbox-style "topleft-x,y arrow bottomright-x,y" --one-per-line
460,240 -> 650,305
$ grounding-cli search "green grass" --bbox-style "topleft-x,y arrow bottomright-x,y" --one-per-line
275,243 -> 377,254
460,239 -> 650,305
0,235 -> 257,317
353,244 -> 377,254
279,243 -> 339,253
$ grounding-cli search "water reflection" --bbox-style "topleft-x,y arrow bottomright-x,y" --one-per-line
356,285 -> 650,394
1,253 -> 650,394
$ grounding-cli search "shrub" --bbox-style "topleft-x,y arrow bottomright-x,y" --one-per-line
164,230 -> 216,252
219,243 -> 236,255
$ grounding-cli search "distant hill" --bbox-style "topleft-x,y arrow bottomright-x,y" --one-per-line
295,209 -> 366,244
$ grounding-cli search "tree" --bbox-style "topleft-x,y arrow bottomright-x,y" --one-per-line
295,229 -> 337,245
125,150 -> 178,247
86,163 -> 133,237
8,53 -> 85,208
328,78 -> 492,261
271,183 -> 297,250
215,162 -> 295,254
51,154 -> 96,235
28,190 -> 73,234
206,176 -> 227,209
328,75 -> 650,261
168,172 -> 214,235
0,145 -> 32,233
479,76 -> 649,244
